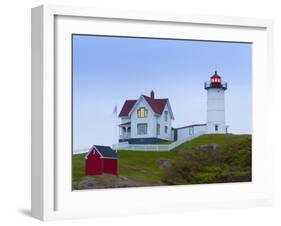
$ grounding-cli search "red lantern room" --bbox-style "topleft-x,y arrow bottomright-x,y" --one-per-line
211,71 -> 221,84
205,71 -> 227,90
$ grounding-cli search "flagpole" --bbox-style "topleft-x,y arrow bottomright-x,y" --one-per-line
115,109 -> 118,152
113,104 -> 118,153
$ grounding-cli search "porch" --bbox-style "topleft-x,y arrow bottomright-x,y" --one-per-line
119,121 -> 131,140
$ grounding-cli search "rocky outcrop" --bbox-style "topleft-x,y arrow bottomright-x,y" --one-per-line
73,174 -> 154,190
156,159 -> 172,169
197,143 -> 218,150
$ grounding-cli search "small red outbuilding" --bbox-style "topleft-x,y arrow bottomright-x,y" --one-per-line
85,145 -> 118,176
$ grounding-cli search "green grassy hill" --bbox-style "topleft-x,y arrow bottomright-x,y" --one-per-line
72,150 -> 175,183
162,134 -> 252,185
72,134 -> 251,186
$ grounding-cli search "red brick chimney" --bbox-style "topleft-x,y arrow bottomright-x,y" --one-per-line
150,90 -> 155,99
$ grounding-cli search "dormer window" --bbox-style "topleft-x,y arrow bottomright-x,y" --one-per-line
137,107 -> 148,118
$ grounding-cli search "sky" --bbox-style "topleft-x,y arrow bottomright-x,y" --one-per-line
73,35 -> 252,151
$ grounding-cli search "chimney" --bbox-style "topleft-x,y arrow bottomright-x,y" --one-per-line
150,90 -> 155,99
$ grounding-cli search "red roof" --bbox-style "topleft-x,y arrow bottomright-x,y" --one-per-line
143,95 -> 168,115
211,75 -> 221,79
211,71 -> 221,79
119,95 -> 168,117
119,100 -> 137,117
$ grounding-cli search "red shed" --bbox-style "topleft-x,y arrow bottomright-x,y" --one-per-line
85,145 -> 118,176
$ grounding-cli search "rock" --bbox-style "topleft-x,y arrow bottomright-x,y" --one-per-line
73,174 -> 155,190
119,175 -> 128,180
157,159 -> 172,169
96,174 -> 119,187
72,182 -> 78,190
198,144 -> 218,150
77,177 -> 98,189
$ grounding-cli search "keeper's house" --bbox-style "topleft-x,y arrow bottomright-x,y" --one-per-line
85,145 -> 118,175
118,91 -> 174,144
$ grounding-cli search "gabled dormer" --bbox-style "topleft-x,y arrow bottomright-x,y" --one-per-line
119,90 -> 174,120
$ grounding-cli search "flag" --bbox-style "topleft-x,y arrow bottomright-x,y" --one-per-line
113,105 -> 117,115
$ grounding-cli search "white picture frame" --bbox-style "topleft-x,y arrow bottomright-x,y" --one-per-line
31,4 -> 274,221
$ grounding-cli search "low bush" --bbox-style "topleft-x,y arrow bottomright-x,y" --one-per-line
162,136 -> 252,185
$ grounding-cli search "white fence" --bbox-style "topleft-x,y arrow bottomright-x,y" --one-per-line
112,131 -> 205,151
73,148 -> 89,155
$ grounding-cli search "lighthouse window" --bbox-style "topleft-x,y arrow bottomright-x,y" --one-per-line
212,77 -> 221,83
215,125 -> 218,131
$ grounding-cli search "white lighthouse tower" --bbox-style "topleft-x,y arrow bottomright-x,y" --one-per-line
204,71 -> 228,134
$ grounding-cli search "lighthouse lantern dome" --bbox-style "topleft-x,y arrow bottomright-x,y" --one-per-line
211,71 -> 221,84
204,71 -> 227,90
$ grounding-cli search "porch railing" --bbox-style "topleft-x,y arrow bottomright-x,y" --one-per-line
119,134 -> 131,139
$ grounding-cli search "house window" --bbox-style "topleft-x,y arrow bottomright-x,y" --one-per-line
164,111 -> 168,121
137,107 -> 148,118
215,125 -> 218,132
165,126 -> 168,133
137,123 -> 148,135
157,124 -> 160,135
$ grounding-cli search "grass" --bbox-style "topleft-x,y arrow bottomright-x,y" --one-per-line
72,150 -> 175,183
162,134 -> 252,184
173,134 -> 250,152
117,151 -> 175,184
72,134 -> 252,185
72,154 -> 87,182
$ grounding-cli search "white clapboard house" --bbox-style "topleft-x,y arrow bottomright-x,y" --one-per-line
118,90 -> 174,144
118,71 -> 228,145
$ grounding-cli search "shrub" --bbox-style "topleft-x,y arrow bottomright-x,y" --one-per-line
161,137 -> 252,185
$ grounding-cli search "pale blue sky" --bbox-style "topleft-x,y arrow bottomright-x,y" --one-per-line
73,35 -> 252,151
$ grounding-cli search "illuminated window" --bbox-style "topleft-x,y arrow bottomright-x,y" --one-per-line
137,123 -> 148,135
137,107 -> 148,118
212,77 -> 221,83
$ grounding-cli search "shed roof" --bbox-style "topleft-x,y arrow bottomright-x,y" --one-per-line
95,145 -> 118,158
86,145 -> 118,159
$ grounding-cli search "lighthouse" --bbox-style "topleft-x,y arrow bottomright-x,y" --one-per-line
204,71 -> 228,134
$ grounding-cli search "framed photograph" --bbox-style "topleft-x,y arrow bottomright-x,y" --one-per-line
31,4 -> 274,221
